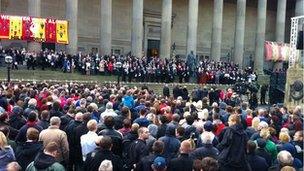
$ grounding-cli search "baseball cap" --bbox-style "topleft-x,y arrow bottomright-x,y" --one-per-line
153,157 -> 166,170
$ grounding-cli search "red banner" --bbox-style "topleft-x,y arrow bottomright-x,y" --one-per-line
0,15 -> 10,39
22,16 -> 33,40
45,18 -> 56,43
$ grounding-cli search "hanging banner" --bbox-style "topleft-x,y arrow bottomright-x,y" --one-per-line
264,41 -> 291,62
45,18 -> 56,43
9,16 -> 22,39
0,15 -> 10,39
264,41 -> 272,61
31,18 -> 46,41
22,16 -> 33,40
56,20 -> 68,44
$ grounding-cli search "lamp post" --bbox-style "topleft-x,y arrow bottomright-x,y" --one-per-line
5,55 -> 13,82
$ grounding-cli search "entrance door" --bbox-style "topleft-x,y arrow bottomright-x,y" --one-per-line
147,39 -> 160,57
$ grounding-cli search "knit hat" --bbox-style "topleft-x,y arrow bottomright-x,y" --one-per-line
204,121 -> 214,132
152,157 -> 167,170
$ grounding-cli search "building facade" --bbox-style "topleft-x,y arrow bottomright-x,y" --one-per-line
0,0 -> 303,71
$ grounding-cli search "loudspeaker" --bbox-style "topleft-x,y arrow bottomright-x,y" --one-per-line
297,31 -> 303,50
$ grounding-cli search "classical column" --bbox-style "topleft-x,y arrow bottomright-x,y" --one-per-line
131,0 -> 143,58
276,0 -> 286,42
254,0 -> 267,74
100,0 -> 112,56
160,0 -> 172,59
211,0 -> 223,61
233,0 -> 246,68
186,0 -> 199,56
295,0 -> 304,16
66,0 -> 78,55
28,0 -> 41,52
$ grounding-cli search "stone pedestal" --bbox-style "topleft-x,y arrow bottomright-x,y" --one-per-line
284,67 -> 304,110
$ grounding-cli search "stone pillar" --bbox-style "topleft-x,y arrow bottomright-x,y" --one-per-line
100,0 -> 112,56
211,0 -> 223,61
66,0 -> 78,55
233,0 -> 246,68
131,0 -> 143,58
28,0 -> 41,52
273,0 -> 286,71
186,0 -> 199,56
295,0 -> 304,16
160,0 -> 172,59
254,0 -> 267,74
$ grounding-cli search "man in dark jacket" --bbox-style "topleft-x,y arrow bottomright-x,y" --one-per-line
9,106 -> 26,130
168,140 -> 193,171
255,138 -> 272,167
36,110 -> 50,130
15,128 -> 43,171
246,140 -> 269,171
26,142 -> 65,171
159,125 -> 180,159
15,112 -> 42,143
163,84 -> 170,98
136,140 -> 165,171
190,132 -> 219,160
83,136 -> 124,171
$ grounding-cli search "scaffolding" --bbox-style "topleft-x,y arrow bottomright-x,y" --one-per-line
289,15 -> 304,67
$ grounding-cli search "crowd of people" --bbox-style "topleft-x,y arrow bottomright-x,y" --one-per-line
0,48 -> 257,84
0,81 -> 302,171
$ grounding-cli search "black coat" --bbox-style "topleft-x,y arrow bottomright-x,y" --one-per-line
98,128 -> 123,156
190,143 -> 219,160
217,124 -> 251,171
255,148 -> 272,167
168,153 -> 193,171
247,153 -> 269,171
84,148 -> 124,171
135,153 -> 164,171
9,114 -> 26,130
163,86 -> 170,97
15,141 -> 43,171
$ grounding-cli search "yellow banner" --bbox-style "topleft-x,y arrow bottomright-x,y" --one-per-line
31,18 -> 46,40
9,16 -> 22,39
56,20 -> 68,44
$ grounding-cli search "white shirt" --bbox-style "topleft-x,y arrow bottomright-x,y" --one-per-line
80,131 -> 99,161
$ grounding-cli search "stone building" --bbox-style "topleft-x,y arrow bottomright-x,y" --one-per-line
0,0 -> 303,72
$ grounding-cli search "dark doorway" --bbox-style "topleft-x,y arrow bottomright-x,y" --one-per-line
147,39 -> 160,57
42,42 -> 55,51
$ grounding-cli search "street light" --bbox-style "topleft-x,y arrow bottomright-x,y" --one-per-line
5,55 -> 13,82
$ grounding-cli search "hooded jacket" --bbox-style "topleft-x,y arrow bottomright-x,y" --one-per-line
159,125 -> 180,159
15,141 -> 43,171
0,146 -> 15,170
26,152 -> 65,171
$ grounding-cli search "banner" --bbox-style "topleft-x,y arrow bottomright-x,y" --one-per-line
56,20 -> 68,44
31,18 -> 46,41
45,18 -> 56,43
9,16 -> 22,39
0,15 -> 9,39
22,16 -> 32,40
264,41 -> 290,62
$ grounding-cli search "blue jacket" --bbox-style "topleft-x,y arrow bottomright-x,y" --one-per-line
159,125 -> 180,159
123,95 -> 135,109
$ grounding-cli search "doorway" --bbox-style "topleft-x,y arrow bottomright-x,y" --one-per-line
147,39 -> 160,57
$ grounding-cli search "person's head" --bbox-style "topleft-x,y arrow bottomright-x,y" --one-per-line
87,119 -> 98,132
228,114 -> 240,126
204,121 -> 214,132
75,112 -> 83,121
151,157 -> 167,171
279,132 -> 291,143
28,98 -> 37,107
293,130 -> 303,142
247,140 -> 256,154
176,126 -> 185,137
106,102 -> 113,110
201,157 -> 219,171
180,140 -> 192,154
277,150 -> 294,167
138,127 -> 150,140
6,162 -> 21,171
99,136 -> 112,150
44,142 -> 59,158
201,132 -> 213,144
40,110 -> 50,121
28,112 -> 38,122
152,140 -> 164,154
0,131 -> 8,150
104,116 -> 115,128
0,125 -> 10,138
50,116 -> 61,127
26,128 -> 39,141
98,159 -> 113,171
280,166 -> 296,171
260,128 -> 271,140
172,114 -> 180,123
122,119 -> 131,128
251,117 -> 260,131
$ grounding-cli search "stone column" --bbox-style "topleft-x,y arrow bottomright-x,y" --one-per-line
254,0 -> 267,74
28,0 -> 41,52
66,0 -> 78,55
233,0 -> 246,68
186,0 -> 199,56
100,0 -> 112,56
211,0 -> 223,61
160,0 -> 172,59
131,0 -> 143,58
295,0 -> 304,16
276,0 -> 286,42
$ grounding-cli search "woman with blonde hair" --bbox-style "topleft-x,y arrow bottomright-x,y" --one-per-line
245,116 -> 260,138
0,131 -> 15,170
